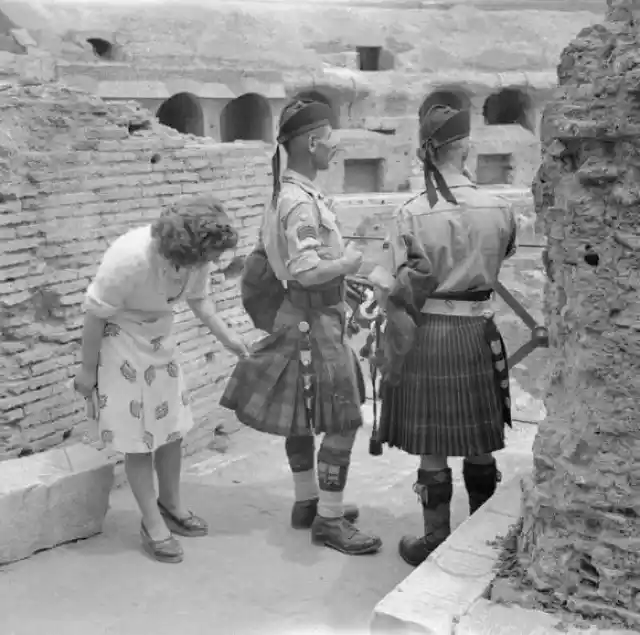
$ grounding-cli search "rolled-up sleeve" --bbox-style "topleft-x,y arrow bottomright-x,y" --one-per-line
84,242 -> 145,319
283,200 -> 322,277
186,263 -> 211,301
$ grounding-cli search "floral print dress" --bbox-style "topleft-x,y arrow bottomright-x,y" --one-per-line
84,225 -> 210,454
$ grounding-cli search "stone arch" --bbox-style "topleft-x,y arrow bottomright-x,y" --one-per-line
87,37 -> 114,60
419,87 -> 472,129
156,92 -> 205,137
220,93 -> 273,143
483,88 -> 534,132
292,89 -> 340,129
356,46 -> 395,71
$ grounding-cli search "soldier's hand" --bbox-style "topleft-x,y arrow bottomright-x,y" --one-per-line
342,241 -> 364,274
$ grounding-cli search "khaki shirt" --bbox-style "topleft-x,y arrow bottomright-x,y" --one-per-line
374,171 -> 517,297
262,169 -> 345,282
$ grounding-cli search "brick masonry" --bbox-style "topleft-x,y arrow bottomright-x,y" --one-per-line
0,72 -> 548,466
0,79 -> 270,461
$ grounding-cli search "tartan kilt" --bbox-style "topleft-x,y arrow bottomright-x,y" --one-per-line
378,313 -> 507,457
220,298 -> 364,438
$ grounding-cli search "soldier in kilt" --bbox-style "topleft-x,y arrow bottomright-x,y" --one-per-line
221,98 -> 382,556
370,104 -> 517,567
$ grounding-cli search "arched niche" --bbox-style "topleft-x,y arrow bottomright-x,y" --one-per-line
220,93 -> 273,143
419,88 -> 472,129
87,37 -> 114,60
291,89 -> 340,129
156,92 -> 205,137
356,46 -> 395,71
483,88 -> 535,133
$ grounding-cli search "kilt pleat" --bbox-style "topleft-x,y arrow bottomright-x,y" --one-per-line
378,313 -> 507,457
220,298 -> 363,438
219,329 -> 302,437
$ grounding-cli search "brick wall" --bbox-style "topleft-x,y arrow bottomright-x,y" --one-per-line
0,80 -> 270,461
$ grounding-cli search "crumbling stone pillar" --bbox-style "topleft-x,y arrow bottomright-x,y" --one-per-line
519,0 -> 640,626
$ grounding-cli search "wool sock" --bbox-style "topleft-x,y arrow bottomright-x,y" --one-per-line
317,490 -> 343,519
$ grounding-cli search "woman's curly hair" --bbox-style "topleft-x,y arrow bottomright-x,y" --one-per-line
151,195 -> 239,268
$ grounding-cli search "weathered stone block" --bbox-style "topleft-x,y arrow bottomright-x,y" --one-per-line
456,600 -> 560,635
0,443 -> 114,564
370,608 -> 454,635
520,7 -> 640,621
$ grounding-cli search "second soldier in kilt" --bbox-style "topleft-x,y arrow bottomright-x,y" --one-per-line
371,104 -> 517,567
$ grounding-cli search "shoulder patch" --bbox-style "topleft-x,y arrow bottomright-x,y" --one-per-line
294,208 -> 314,224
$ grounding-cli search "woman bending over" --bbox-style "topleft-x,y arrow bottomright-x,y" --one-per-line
74,195 -> 248,564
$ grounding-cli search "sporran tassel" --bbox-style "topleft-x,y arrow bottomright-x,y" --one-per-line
368,313 -> 384,456
271,145 -> 282,207
298,321 -> 315,432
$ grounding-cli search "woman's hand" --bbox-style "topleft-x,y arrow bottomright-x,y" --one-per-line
74,366 -> 98,398
224,334 -> 250,359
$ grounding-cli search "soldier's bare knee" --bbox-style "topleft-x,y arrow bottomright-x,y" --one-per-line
318,430 -> 357,466
285,435 -> 315,472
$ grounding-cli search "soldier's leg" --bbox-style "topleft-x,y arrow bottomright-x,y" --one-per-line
399,454 -> 453,567
311,430 -> 382,555
463,453 -> 501,515
285,435 -> 319,529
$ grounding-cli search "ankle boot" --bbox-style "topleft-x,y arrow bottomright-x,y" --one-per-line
463,459 -> 502,515
311,516 -> 381,555
398,468 -> 452,567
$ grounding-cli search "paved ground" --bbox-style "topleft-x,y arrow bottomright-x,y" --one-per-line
0,406 -> 538,635
0,256 -> 547,634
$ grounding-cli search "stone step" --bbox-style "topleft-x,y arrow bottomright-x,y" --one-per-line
0,443 -> 114,565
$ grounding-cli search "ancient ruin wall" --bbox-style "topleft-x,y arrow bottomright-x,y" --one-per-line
0,77 -> 270,461
519,1 -> 640,624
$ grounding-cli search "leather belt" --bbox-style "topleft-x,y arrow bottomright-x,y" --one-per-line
287,283 -> 344,309
420,288 -> 495,319
420,298 -> 494,318
430,290 -> 493,302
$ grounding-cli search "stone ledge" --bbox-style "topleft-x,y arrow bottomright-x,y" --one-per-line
370,475 -> 522,635
0,443 -> 114,565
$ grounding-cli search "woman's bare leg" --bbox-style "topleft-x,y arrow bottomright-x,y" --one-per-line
125,451 -> 170,541
155,438 -> 188,518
